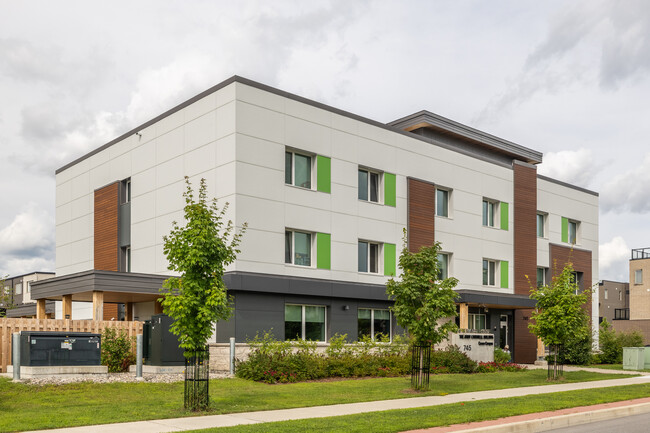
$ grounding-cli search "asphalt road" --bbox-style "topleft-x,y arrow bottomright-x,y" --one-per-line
546,412 -> 650,432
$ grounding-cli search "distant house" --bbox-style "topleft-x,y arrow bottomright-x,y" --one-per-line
599,280 -> 629,323
3,272 -> 55,318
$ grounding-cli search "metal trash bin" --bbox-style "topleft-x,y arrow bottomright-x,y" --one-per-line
143,314 -> 185,366
20,332 -> 101,366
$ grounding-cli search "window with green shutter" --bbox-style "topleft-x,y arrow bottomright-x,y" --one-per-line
316,232 -> 331,269
384,173 -> 396,207
561,217 -> 569,243
316,155 -> 331,193
500,260 -> 509,288
500,202 -> 509,230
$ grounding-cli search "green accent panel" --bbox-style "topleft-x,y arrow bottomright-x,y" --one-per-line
316,156 -> 331,193
384,173 -> 396,207
384,243 -> 396,276
561,217 -> 569,243
500,202 -> 509,231
316,233 -> 331,269
500,260 -> 509,289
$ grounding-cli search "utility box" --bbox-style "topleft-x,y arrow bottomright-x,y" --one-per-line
623,347 -> 645,370
143,314 -> 185,366
20,332 -> 101,366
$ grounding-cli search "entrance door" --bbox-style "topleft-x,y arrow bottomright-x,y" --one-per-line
499,314 -> 509,349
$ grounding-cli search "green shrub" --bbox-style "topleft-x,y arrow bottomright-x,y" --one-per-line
236,332 -> 410,383
559,330 -> 593,365
494,348 -> 510,364
598,319 -> 644,364
430,345 -> 477,373
101,328 -> 135,373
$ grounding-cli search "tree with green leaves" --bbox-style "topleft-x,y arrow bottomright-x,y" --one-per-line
159,177 -> 246,410
0,275 -> 12,318
386,231 -> 459,390
528,261 -> 590,380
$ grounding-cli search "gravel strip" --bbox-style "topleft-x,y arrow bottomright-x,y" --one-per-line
20,372 -> 232,386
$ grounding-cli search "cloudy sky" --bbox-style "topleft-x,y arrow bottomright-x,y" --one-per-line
1,0 -> 648,281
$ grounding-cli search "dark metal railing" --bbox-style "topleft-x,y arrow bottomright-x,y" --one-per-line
631,248 -> 650,260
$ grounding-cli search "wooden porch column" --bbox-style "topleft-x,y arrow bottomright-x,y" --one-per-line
62,294 -> 72,319
36,299 -> 46,319
154,299 -> 163,315
459,303 -> 469,330
537,337 -> 546,360
126,302 -> 134,321
92,291 -> 104,321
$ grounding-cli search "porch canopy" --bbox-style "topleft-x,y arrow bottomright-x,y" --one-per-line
455,289 -> 537,329
30,270 -> 169,320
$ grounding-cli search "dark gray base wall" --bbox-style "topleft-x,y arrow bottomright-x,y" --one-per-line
215,291 -> 401,343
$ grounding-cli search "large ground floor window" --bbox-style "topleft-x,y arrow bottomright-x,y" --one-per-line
285,304 -> 326,341
358,308 -> 391,340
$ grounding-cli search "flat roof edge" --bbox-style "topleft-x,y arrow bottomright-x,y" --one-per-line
537,174 -> 599,197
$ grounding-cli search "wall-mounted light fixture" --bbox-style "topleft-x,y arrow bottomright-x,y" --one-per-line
342,305 -> 350,311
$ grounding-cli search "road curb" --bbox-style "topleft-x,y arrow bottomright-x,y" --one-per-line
444,401 -> 650,432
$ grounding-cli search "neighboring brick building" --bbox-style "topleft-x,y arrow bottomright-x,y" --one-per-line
599,280 -> 629,323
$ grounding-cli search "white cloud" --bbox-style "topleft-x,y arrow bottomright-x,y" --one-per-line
601,153 -> 650,213
599,236 -> 630,281
537,148 -> 597,188
0,203 -> 54,264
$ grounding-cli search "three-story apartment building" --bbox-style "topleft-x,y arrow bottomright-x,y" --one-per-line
31,76 -> 599,363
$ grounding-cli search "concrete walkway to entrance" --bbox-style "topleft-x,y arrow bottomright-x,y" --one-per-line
26,367 -> 650,433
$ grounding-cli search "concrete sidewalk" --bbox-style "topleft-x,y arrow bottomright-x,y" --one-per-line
25,370 -> 650,433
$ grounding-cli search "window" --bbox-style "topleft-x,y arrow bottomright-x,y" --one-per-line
358,241 -> 380,273
436,188 -> 449,217
482,259 -> 496,286
468,313 -> 486,330
358,308 -> 391,340
358,168 -> 380,202
125,247 -> 131,272
536,213 -> 545,237
604,288 -> 608,300
285,151 -> 312,189
285,304 -> 326,341
568,220 -> 577,244
536,268 -> 546,287
438,253 -> 449,280
26,282 -> 31,293
482,199 -> 496,227
635,270 -> 643,285
619,290 -> 623,301
285,230 -> 312,266
15,283 -> 22,295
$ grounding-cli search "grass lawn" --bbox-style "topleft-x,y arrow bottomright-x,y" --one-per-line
0,370 -> 635,432
191,383 -> 650,433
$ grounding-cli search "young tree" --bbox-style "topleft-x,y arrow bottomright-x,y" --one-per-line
159,177 -> 246,410
386,231 -> 459,390
528,262 -> 590,380
0,275 -> 12,317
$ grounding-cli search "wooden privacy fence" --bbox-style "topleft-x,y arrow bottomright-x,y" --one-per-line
0,318 -> 143,373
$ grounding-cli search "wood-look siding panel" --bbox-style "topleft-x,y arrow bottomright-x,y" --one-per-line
408,178 -> 436,253
513,163 -> 537,296
514,309 -> 537,363
103,303 -> 119,321
549,244 -> 593,319
94,183 -> 119,271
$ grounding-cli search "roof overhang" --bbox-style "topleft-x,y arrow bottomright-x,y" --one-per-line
30,270 -> 168,303
456,290 -> 537,310
389,111 -> 543,165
